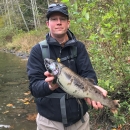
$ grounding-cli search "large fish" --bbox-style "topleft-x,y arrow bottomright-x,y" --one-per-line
44,58 -> 119,113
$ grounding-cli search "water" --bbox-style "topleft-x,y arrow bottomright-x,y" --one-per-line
0,51 -> 37,130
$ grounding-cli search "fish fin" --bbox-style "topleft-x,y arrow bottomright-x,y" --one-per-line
87,78 -> 95,84
110,100 -> 120,114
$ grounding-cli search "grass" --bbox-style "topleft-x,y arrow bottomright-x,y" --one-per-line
1,26 -> 48,54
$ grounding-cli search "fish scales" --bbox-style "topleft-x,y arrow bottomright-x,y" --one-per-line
44,58 -> 119,112
57,66 -> 111,106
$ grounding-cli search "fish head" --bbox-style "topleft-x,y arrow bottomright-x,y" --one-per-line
44,58 -> 60,76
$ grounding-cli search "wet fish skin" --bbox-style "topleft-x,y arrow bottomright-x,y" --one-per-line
44,58 -> 119,112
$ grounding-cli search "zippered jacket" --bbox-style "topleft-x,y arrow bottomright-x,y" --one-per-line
27,30 -> 98,126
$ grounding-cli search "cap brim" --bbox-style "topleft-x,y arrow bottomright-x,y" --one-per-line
46,8 -> 68,19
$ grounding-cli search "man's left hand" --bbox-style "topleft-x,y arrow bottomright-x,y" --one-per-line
84,85 -> 107,110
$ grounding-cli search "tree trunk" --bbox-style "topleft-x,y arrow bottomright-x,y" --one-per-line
6,0 -> 12,26
31,0 -> 37,30
16,0 -> 29,31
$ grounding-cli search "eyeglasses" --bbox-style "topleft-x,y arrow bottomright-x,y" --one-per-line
49,17 -> 68,22
48,3 -> 67,9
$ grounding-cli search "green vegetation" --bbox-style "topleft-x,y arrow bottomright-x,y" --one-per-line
63,0 -> 130,129
0,0 -> 130,129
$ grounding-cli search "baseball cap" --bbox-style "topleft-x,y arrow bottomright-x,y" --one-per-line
46,3 -> 69,19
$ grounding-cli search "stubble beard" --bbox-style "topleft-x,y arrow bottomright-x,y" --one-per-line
53,31 -> 67,38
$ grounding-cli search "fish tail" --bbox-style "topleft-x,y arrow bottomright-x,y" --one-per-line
110,100 -> 120,114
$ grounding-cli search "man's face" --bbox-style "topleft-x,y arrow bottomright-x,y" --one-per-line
46,12 -> 70,38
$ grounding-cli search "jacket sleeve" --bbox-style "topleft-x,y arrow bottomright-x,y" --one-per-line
27,44 -> 53,98
76,42 -> 98,85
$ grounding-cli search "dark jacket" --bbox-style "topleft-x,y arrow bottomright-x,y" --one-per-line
27,30 -> 97,126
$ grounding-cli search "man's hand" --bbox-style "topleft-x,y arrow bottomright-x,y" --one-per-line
44,71 -> 59,91
84,85 -> 107,110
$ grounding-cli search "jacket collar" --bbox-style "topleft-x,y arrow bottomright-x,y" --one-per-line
46,29 -> 77,47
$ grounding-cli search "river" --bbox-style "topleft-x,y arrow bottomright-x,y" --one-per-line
0,51 -> 37,130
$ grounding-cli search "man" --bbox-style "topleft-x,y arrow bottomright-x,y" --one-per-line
27,3 -> 107,130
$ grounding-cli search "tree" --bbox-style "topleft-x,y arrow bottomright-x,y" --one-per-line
16,0 -> 29,31
30,0 -> 40,30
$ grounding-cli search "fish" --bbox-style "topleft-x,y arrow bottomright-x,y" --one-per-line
44,58 -> 119,113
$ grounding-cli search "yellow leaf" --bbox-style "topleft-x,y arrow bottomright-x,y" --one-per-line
26,113 -> 37,121
23,98 -> 29,102
18,98 -> 29,102
24,91 -> 30,95
2,111 -> 9,114
117,124 -> 122,130
6,104 -> 13,107
24,102 -> 30,105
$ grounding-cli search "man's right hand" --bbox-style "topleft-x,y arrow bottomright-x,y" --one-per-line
44,71 -> 59,91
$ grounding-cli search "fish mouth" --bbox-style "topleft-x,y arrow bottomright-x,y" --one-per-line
44,58 -> 59,75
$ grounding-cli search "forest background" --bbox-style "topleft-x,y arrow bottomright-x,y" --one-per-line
0,0 -> 130,129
